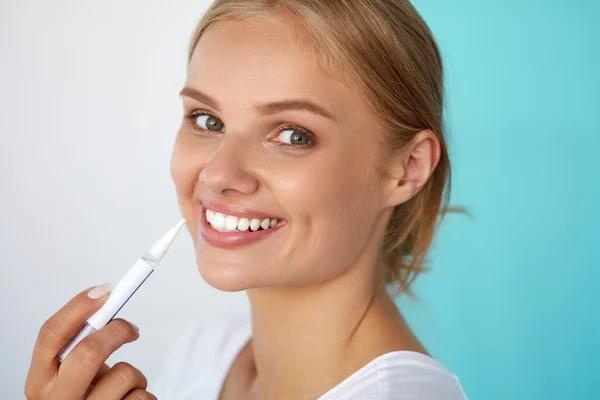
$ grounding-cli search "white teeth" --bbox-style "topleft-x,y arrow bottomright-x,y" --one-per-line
224,215 -> 239,232
250,218 -> 261,231
211,212 -> 226,232
206,209 -> 280,232
260,218 -> 270,230
206,209 -> 215,222
237,218 -> 250,231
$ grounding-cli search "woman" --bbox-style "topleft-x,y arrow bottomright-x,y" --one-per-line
25,0 -> 468,399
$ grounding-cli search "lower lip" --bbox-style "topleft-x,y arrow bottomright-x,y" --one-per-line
198,209 -> 285,249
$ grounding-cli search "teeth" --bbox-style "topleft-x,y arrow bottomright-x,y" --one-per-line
206,209 -> 280,233
224,215 -> 239,232
237,218 -> 250,231
211,212 -> 226,232
249,218 -> 261,231
260,218 -> 270,230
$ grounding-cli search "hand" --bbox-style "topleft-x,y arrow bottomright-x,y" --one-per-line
25,284 -> 157,399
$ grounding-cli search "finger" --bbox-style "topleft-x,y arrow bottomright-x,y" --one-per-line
87,362 -> 147,400
91,363 -> 111,385
52,318 -> 139,399
26,284 -> 111,392
81,363 -> 111,398
123,389 -> 158,400
81,364 -> 111,399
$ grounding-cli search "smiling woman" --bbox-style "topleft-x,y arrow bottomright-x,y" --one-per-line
158,0 -> 467,399
23,0 -> 467,399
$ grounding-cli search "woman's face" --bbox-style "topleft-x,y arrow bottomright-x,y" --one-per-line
171,16 -> 393,291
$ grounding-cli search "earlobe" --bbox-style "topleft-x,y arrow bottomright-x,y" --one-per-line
384,130 -> 441,208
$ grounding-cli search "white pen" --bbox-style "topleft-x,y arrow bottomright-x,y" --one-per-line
57,218 -> 186,362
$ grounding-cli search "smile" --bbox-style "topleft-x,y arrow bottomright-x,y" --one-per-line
205,209 -> 280,233
199,204 -> 285,248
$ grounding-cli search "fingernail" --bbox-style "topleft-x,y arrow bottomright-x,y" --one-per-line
88,283 -> 111,299
130,322 -> 140,333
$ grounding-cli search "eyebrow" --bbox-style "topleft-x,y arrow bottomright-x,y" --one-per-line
179,86 -> 335,120
179,87 -> 220,111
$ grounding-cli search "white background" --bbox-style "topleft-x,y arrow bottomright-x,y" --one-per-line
0,1 -> 249,398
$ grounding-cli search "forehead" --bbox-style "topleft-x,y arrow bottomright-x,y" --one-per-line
187,17 -> 354,114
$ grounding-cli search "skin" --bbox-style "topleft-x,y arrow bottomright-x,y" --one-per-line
24,287 -> 156,399
24,12 -> 440,400
171,15 -> 441,400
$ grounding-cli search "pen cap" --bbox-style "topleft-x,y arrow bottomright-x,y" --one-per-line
146,218 -> 186,263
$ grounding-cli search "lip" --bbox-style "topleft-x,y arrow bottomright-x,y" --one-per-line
197,200 -> 286,249
200,199 -> 284,221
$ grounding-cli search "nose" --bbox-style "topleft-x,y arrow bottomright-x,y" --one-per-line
199,136 -> 259,197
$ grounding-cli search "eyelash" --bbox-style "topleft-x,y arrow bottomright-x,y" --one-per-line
183,110 -> 317,148
184,110 -> 218,132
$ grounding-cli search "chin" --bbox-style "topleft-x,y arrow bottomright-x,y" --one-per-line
198,265 -> 252,292
193,247 -> 267,292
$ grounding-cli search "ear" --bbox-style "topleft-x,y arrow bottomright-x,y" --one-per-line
384,130 -> 441,208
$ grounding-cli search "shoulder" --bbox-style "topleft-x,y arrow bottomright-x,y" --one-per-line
322,351 -> 468,400
150,313 -> 251,399
375,352 -> 468,400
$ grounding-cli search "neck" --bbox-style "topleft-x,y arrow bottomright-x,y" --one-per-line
245,258 -> 419,399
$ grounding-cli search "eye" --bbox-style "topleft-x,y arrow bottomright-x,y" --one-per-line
185,111 -> 225,132
276,128 -> 312,146
196,114 -> 225,132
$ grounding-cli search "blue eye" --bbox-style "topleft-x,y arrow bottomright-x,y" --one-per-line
277,129 -> 311,146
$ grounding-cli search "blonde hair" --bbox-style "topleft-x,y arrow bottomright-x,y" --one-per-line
188,0 -> 451,292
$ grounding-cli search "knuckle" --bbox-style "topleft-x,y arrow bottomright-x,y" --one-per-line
62,301 -> 81,320
24,381 -> 48,400
38,318 -> 62,342
38,300 -> 84,343
74,337 -> 106,367
109,319 -> 135,337
111,362 -> 144,386
24,384 -> 37,400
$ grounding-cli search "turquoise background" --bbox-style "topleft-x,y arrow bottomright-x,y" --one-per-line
399,1 -> 600,399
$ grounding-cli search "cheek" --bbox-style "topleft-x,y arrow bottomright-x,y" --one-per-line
170,133 -> 204,223
170,135 -> 195,190
306,145 -> 380,217
315,168 -> 380,240
283,148 -> 382,271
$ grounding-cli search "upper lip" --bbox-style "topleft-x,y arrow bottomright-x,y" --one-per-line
199,199 -> 284,221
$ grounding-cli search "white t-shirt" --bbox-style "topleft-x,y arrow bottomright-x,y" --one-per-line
151,314 -> 468,399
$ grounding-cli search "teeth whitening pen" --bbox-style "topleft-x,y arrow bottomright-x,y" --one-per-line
57,219 -> 186,362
